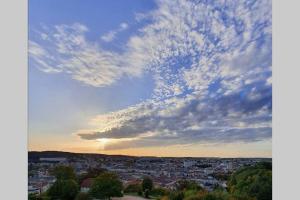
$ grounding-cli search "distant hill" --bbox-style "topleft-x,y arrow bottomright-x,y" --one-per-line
28,151 -> 272,162
28,151 -> 137,162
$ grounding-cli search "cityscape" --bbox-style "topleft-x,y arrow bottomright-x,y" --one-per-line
28,151 -> 271,199
28,0 -> 272,199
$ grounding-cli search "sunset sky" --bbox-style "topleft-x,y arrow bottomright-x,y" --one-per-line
28,0 -> 272,157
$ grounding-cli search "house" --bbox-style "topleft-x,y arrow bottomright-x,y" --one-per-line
81,178 -> 94,192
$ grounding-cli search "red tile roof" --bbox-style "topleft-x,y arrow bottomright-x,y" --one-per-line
81,178 -> 94,188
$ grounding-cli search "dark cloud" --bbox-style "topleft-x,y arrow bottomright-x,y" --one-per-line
78,83 -> 272,148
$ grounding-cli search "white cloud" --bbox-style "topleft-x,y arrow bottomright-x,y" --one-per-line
101,22 -> 129,42
101,31 -> 116,42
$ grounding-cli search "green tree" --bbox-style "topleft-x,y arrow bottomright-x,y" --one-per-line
28,193 -> 43,200
142,177 -> 153,198
78,168 -> 107,183
169,191 -> 184,200
47,179 -> 79,200
142,177 -> 153,192
75,192 -> 92,200
89,172 -> 123,200
176,180 -> 202,191
151,187 -> 170,196
228,162 -> 272,200
51,165 -> 77,180
202,193 -> 224,200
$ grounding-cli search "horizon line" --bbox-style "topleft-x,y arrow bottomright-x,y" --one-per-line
28,150 -> 272,159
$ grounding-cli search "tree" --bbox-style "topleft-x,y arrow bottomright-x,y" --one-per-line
176,180 -> 202,191
89,172 -> 123,200
28,193 -> 44,200
47,179 -> 79,200
51,165 -> 77,180
142,177 -> 153,192
124,183 -> 142,194
228,162 -> 272,200
75,192 -> 92,200
78,167 -> 107,183
151,187 -> 170,196
169,191 -> 184,200
142,177 -> 153,198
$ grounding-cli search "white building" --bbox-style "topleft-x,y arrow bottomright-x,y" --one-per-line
183,160 -> 197,168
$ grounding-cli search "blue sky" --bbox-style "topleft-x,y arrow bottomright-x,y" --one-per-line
29,0 -> 272,157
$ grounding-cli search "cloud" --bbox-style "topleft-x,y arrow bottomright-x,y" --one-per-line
29,0 -> 272,149
77,82 -> 271,149
29,23 -> 144,87
101,22 -> 129,42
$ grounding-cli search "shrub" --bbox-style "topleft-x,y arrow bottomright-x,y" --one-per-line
124,183 -> 142,194
89,172 -> 123,200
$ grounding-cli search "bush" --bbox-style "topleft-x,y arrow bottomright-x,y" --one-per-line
183,190 -> 209,200
176,180 -> 202,191
75,192 -> 92,200
89,172 -> 123,200
78,168 -> 107,183
169,191 -> 184,200
47,179 -> 79,200
228,162 -> 272,200
142,177 -> 154,192
50,165 -> 77,181
151,187 -> 170,196
183,190 -> 199,199
124,183 -> 142,194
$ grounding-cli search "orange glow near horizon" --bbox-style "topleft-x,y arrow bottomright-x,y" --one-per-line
28,135 -> 272,158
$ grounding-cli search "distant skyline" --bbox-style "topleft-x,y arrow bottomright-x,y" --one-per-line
29,0 -> 272,157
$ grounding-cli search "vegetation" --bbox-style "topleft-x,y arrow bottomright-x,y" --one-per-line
227,162 -> 272,200
47,179 -> 79,200
89,172 -> 123,200
50,165 -> 77,180
28,162 -> 271,200
47,165 -> 79,200
169,191 -> 185,200
124,183 -> 143,194
142,176 -> 154,198
151,187 -> 170,196
78,167 -> 107,184
142,176 -> 154,192
75,192 -> 92,200
176,180 -> 203,191
163,162 -> 271,200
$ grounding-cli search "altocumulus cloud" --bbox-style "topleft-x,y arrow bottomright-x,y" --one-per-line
30,0 -> 272,150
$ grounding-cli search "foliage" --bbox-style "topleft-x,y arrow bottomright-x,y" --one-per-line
124,183 -> 142,194
176,180 -> 202,191
47,179 -> 79,200
227,162 -> 272,200
89,172 -> 123,200
183,190 -> 200,199
51,165 -> 77,180
75,192 -> 92,200
201,193 -> 226,200
142,177 -> 154,192
151,187 -> 170,196
78,167 -> 107,183
28,193 -> 44,200
169,191 -> 184,200
210,172 -> 231,181
183,190 -> 229,200
145,189 -> 150,198
163,162 -> 272,200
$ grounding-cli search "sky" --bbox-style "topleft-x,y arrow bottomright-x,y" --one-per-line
28,0 -> 272,157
